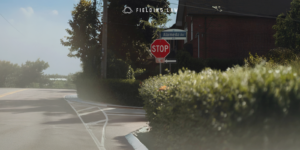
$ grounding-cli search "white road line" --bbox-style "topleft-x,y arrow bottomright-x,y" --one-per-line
99,107 -> 108,149
101,108 -> 116,111
66,94 -> 143,109
66,97 -> 107,107
64,96 -> 105,150
87,120 -> 107,125
79,109 -> 103,116
106,114 -> 146,116
77,106 -> 97,113
64,94 -> 147,150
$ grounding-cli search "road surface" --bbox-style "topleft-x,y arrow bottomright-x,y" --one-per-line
0,88 -> 147,150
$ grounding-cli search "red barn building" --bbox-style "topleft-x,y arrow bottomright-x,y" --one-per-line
175,0 -> 292,59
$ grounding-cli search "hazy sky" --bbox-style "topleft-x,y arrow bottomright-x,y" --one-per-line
0,0 -> 178,75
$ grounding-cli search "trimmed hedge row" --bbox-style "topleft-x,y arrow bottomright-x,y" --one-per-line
76,78 -> 143,106
139,63 -> 300,150
244,48 -> 300,68
173,50 -> 244,73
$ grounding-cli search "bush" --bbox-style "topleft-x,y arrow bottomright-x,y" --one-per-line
244,48 -> 299,68
75,73 -> 143,106
107,58 -> 130,79
139,63 -> 300,150
267,47 -> 299,65
133,68 -> 146,79
175,50 -> 206,72
244,52 -> 267,68
174,50 -> 244,73
206,58 -> 244,71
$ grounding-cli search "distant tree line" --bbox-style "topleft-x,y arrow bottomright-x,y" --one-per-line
0,59 -> 75,89
0,59 -> 49,87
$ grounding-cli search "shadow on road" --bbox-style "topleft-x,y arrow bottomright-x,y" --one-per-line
0,96 -> 82,125
112,136 -> 134,150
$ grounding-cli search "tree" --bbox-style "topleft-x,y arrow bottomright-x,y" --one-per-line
61,0 -> 171,79
0,61 -> 19,87
16,59 -> 49,87
273,0 -> 300,52
107,0 -> 172,69
61,0 -> 101,76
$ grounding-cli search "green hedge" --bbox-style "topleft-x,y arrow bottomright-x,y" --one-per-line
267,47 -> 299,65
173,50 -> 244,73
76,77 -> 143,106
244,48 -> 300,68
139,63 -> 300,150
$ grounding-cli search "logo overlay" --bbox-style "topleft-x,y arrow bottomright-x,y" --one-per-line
122,6 -> 133,14
122,6 -> 177,14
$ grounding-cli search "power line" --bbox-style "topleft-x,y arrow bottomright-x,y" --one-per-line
0,13 -> 23,35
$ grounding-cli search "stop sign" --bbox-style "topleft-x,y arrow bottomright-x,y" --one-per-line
150,39 -> 170,58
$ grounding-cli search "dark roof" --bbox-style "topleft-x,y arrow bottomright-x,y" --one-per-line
176,0 -> 292,26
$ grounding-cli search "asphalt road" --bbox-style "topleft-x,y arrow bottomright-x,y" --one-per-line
0,88 -> 147,150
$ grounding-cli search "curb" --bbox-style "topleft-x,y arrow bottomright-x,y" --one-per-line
125,133 -> 148,150
65,94 -> 144,109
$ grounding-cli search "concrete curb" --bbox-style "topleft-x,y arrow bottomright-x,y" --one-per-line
125,133 -> 148,150
65,94 -> 144,109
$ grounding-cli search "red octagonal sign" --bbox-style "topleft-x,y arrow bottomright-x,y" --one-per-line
150,39 -> 170,58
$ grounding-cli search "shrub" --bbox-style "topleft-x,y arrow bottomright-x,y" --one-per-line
134,68 -> 146,78
244,48 -> 299,68
267,47 -> 299,65
175,50 -> 206,72
139,64 -> 300,150
75,73 -> 143,106
107,58 -> 130,79
244,52 -> 267,68
206,58 -> 244,71
174,50 -> 243,73
97,79 -> 143,106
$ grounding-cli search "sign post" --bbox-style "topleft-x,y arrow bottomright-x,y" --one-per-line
151,39 -> 170,74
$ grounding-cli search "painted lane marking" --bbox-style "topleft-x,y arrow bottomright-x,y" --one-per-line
66,94 -> 144,109
64,94 -> 147,150
79,109 -> 103,116
101,108 -> 116,111
77,106 -> 97,113
106,114 -> 146,117
0,89 -> 27,98
64,96 -> 105,150
65,96 -> 107,107
99,107 -> 108,149
86,120 -> 107,125
67,101 -> 97,108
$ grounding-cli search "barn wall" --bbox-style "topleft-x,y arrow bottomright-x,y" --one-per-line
180,14 -> 276,59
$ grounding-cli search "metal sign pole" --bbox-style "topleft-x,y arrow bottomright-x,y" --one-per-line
160,63 -> 162,74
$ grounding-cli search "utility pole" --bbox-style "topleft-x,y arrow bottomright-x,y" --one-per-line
101,0 -> 108,79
